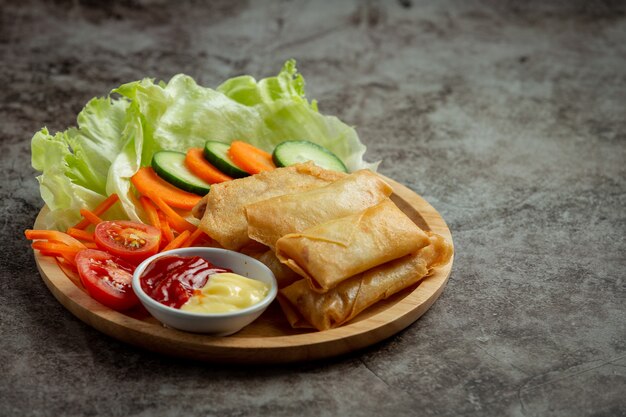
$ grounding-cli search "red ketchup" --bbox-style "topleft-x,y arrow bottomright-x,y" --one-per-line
140,255 -> 231,308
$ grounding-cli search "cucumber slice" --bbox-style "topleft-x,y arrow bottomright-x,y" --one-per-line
272,140 -> 348,172
152,151 -> 211,196
203,141 -> 250,178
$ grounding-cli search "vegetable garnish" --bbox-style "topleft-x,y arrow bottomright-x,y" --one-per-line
139,196 -> 161,229
67,227 -> 95,242
147,194 -> 196,233
180,228 -> 206,248
203,141 -> 250,179
158,211 -> 175,243
31,60 -> 375,230
185,148 -> 233,184
25,229 -> 87,249
228,141 -> 276,174
131,167 -> 201,211
152,151 -> 211,196
79,209 -> 103,226
72,194 -> 120,230
162,230 -> 191,252
75,249 -> 139,311
94,220 -> 161,264
25,229 -> 88,266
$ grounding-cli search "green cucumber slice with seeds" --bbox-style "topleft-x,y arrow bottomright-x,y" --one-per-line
203,141 -> 250,178
152,151 -> 211,196
272,140 -> 348,172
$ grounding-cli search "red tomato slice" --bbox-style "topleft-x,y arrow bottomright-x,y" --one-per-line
94,220 -> 161,264
75,249 -> 139,311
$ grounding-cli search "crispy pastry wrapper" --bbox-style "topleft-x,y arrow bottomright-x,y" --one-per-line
193,162 -> 345,250
242,248 -> 302,289
245,169 -> 393,250
275,200 -> 430,292
277,233 -> 453,331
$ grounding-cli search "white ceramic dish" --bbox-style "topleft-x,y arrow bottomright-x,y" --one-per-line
132,247 -> 277,336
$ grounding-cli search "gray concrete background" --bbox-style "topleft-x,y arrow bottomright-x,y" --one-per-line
1,1 -> 625,416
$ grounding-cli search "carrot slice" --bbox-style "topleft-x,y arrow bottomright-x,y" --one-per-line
147,194 -> 196,233
25,230 -> 86,249
131,167 -> 201,210
180,228 -> 206,248
228,141 -> 276,174
139,196 -> 161,229
158,211 -> 175,243
185,148 -> 233,184
79,209 -> 103,226
162,230 -> 190,252
66,228 -> 94,242
72,194 -> 119,230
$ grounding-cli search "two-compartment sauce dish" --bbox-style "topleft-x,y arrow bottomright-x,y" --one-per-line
132,247 -> 277,336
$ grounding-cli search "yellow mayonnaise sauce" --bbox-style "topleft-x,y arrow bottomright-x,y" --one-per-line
180,272 -> 270,314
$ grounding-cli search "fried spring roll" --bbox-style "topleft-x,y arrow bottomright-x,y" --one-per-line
245,249 -> 302,289
245,170 -> 393,250
277,233 -> 453,331
275,200 -> 430,292
194,162 -> 345,250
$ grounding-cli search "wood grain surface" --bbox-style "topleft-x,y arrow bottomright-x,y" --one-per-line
34,176 -> 454,364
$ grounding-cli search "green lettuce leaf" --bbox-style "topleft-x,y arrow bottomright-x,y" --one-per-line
31,60 -> 376,230
32,97 -> 133,229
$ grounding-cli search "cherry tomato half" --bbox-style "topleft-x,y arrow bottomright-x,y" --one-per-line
94,220 -> 161,264
75,249 -> 139,311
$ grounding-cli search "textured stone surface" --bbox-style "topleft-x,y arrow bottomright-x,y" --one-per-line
1,1 -> 625,416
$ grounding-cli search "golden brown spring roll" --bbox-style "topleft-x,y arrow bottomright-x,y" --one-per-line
245,169 -> 393,250
194,162 -> 345,250
245,250 -> 302,289
275,200 -> 430,292
278,233 -> 453,331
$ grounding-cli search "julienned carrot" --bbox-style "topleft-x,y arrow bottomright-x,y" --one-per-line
79,209 -> 103,226
139,196 -> 161,229
38,250 -> 78,267
158,211 -> 175,243
84,242 -> 98,249
147,194 -> 196,233
185,148 -> 233,184
162,230 -> 190,252
131,167 -> 201,210
228,141 -> 275,175
25,229 -> 86,249
180,228 -> 206,248
31,241 -> 83,256
66,228 -> 94,242
72,194 -> 119,230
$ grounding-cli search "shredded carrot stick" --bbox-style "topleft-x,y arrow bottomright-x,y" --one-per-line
79,209 -> 103,226
72,194 -> 119,230
139,196 -> 161,229
147,194 -> 195,233
83,242 -> 98,249
37,250 -> 78,267
180,228 -> 206,248
31,241 -> 83,256
158,211 -> 175,243
25,229 -> 86,249
66,228 -> 95,242
162,230 -> 190,252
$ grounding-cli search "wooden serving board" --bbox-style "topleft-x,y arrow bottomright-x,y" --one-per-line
34,176 -> 454,363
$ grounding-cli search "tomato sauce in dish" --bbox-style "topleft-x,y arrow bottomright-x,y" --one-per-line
139,255 -> 231,308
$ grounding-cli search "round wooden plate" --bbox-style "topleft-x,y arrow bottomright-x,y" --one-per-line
34,176 -> 454,363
